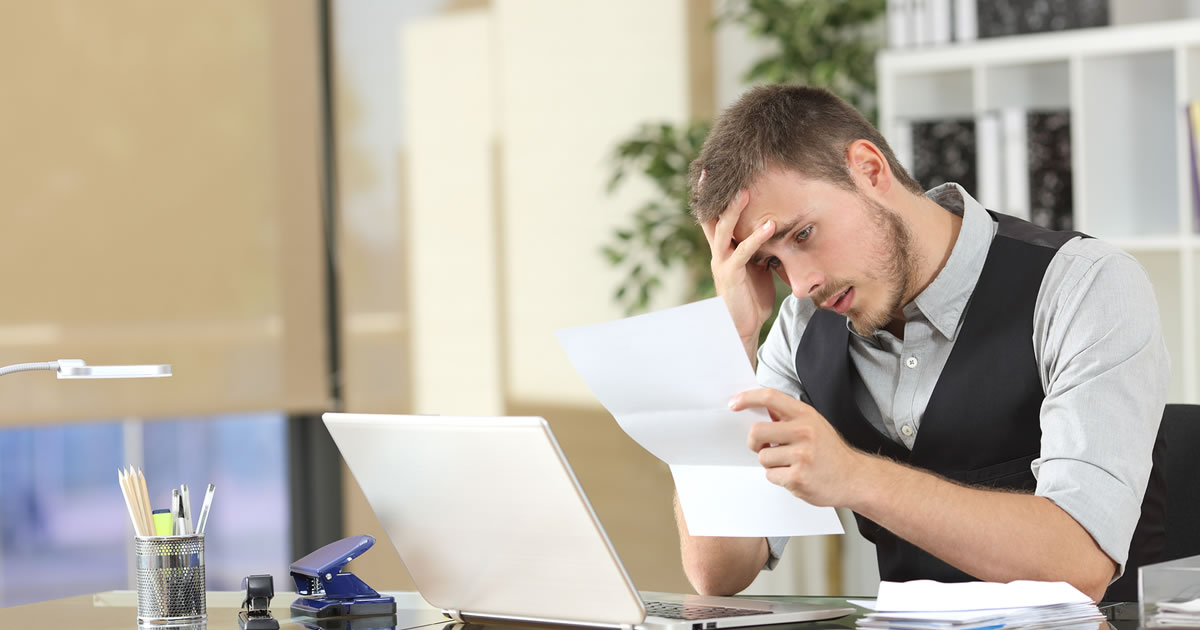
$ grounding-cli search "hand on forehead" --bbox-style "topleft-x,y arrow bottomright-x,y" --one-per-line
700,167 -> 772,243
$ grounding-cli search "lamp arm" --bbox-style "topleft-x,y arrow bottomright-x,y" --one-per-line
0,362 -> 59,376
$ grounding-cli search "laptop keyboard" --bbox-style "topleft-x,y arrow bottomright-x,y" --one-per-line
644,601 -> 770,620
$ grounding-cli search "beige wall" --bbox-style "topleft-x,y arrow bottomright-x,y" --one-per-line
0,0 -> 329,424
496,0 -> 695,406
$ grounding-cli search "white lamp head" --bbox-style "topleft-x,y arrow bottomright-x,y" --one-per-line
54,359 -> 172,379
0,359 -> 172,379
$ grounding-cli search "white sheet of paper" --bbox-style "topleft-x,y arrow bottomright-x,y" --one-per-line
1159,598 -> 1200,614
556,298 -> 844,537
874,580 -> 1093,612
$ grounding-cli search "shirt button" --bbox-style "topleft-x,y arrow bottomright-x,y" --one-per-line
901,424 -> 915,437
905,356 -> 919,368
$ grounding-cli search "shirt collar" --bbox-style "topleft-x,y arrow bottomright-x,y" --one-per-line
907,183 -> 995,340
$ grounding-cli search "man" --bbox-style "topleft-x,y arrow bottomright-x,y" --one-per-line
676,84 -> 1168,602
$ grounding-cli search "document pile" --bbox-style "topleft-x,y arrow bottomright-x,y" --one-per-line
853,580 -> 1104,630
1147,597 -> 1200,627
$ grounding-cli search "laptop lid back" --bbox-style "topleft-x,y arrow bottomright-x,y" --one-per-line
322,413 -> 646,626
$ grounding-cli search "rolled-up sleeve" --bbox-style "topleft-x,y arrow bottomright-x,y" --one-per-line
1032,242 -> 1169,578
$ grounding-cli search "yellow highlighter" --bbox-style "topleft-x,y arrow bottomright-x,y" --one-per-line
152,509 -> 172,537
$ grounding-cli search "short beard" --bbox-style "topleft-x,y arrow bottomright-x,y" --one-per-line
847,195 -> 919,336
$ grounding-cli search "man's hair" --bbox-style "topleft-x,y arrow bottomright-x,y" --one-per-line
688,84 -> 923,223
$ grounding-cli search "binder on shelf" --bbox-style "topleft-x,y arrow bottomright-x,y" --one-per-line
953,0 -> 977,42
1026,109 -> 1073,231
909,116 -> 977,194
1001,108 -> 1031,222
997,108 -> 1073,229
887,0 -> 952,48
975,112 -> 1003,210
927,0 -> 952,46
898,110 -> 1072,230
913,0 -> 930,47
976,0 -> 1109,39
887,0 -> 913,48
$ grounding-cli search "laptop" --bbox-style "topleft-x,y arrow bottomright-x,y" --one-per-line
322,413 -> 854,630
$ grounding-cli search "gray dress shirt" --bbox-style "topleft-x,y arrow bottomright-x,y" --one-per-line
756,184 -> 1169,576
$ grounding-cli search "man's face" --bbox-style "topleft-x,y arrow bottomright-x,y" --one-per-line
730,168 -> 918,336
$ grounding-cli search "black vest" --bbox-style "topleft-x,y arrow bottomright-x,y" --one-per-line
792,211 -> 1164,601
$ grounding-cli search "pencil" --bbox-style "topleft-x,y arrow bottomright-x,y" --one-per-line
117,468 -> 143,535
137,468 -> 152,535
125,468 -> 148,536
129,466 -> 149,536
121,467 -> 139,534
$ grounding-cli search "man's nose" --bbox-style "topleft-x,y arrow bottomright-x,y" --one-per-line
783,263 -> 823,299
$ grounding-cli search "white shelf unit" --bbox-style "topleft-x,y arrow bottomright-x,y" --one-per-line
878,19 -> 1200,403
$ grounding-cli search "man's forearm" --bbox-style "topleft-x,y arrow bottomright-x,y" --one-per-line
674,494 -> 769,596
850,456 -> 1116,601
741,335 -> 758,370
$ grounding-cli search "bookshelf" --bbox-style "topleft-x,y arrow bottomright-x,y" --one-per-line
878,18 -> 1200,403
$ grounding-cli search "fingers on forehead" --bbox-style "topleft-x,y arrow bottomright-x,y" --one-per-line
717,192 -> 747,229
727,189 -> 748,211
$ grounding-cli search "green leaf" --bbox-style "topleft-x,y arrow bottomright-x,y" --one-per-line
601,245 -> 625,265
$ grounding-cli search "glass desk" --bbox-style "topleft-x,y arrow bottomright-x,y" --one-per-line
0,591 -> 1133,630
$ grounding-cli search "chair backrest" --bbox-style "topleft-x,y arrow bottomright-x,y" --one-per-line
1162,404 -> 1200,561
1104,403 -> 1200,602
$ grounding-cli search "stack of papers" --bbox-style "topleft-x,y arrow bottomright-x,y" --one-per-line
853,580 -> 1104,630
1148,597 -> 1200,627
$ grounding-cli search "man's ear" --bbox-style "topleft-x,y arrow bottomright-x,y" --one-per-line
846,140 -> 892,195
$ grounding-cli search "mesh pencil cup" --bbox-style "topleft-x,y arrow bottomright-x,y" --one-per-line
135,535 -> 207,626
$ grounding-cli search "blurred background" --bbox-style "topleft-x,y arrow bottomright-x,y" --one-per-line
2,0 -> 1199,608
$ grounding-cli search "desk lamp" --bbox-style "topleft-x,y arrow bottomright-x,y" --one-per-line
0,359 -> 172,379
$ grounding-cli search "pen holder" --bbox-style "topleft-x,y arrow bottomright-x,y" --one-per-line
135,535 -> 207,627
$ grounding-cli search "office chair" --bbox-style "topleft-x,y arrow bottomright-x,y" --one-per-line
1162,404 -> 1200,560
1104,403 -> 1200,602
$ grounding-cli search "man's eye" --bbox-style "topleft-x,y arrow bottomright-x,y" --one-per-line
795,226 -> 813,241
765,256 -> 781,269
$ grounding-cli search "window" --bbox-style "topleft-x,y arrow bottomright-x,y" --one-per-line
0,414 -> 290,607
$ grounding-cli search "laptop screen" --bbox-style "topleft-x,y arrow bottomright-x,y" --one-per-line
322,413 -> 646,626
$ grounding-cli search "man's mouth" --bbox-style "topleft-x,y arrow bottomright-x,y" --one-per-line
821,287 -> 854,314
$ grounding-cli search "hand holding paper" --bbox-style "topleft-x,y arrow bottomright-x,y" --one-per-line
556,298 -> 843,537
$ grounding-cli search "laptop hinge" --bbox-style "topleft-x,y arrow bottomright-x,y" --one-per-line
455,610 -> 634,630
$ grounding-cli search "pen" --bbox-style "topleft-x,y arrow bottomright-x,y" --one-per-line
196,484 -> 215,535
181,484 -> 193,535
171,489 -> 182,535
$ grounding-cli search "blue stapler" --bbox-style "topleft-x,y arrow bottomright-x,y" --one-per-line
290,535 -> 396,619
